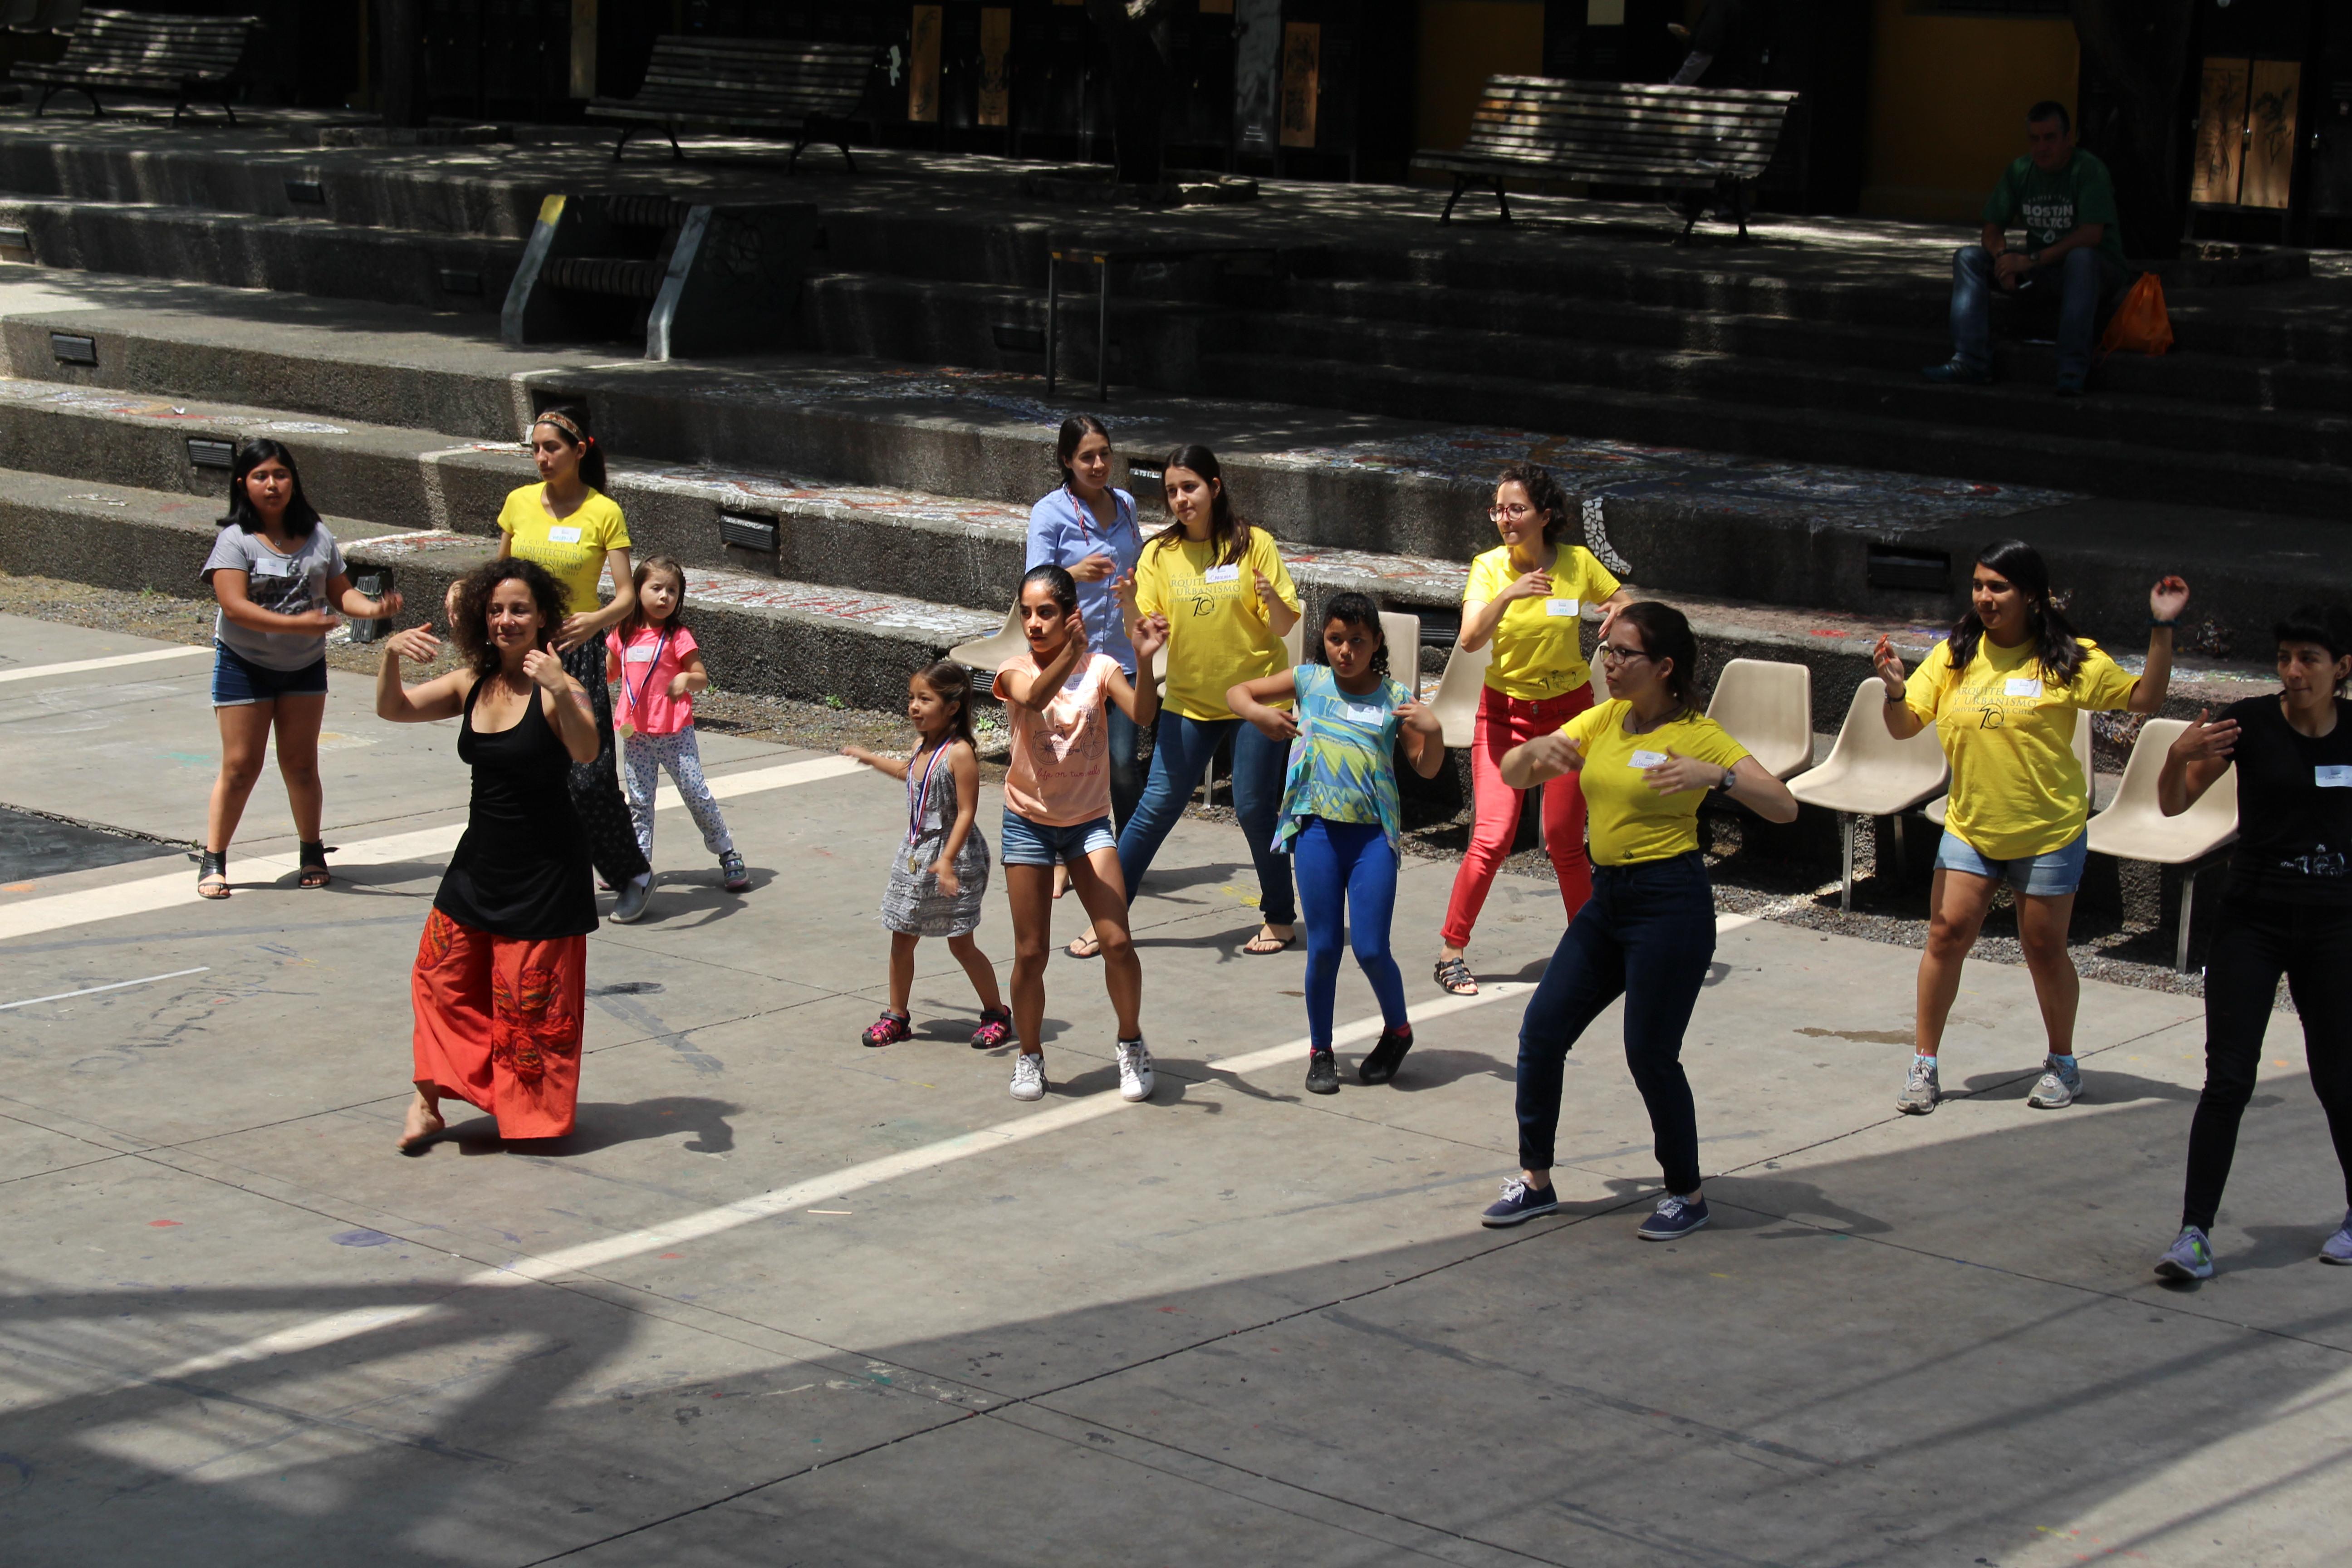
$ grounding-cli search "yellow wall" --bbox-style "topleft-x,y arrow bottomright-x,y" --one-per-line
1414,0 -> 1546,157
1861,0 -> 2078,222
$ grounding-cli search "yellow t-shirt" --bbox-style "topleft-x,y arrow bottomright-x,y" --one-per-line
1465,544 -> 1622,700
1562,700 -> 1751,866
1903,634 -> 2137,860
1134,527 -> 1301,721
496,484 -> 631,615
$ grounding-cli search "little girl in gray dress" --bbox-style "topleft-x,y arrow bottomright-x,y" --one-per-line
843,662 -> 1011,1049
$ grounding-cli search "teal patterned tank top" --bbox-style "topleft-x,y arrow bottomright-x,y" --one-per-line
1273,663 -> 1411,854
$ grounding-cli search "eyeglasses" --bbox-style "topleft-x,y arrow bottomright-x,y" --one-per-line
1597,644 -> 1649,665
1488,504 -> 1536,520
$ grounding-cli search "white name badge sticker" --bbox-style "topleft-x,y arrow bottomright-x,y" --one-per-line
1544,598 -> 1580,618
2004,676 -> 2044,699
1202,564 -> 1240,584
1630,749 -> 1668,769
1345,702 -> 1387,725
2318,765 -> 2352,789
546,525 -> 583,544
624,645 -> 657,663
247,556 -> 293,578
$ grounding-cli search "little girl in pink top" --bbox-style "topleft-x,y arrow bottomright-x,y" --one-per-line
995,564 -> 1167,1105
603,558 -> 748,903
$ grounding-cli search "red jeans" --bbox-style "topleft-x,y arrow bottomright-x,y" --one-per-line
1440,683 -> 1594,949
411,908 -> 587,1139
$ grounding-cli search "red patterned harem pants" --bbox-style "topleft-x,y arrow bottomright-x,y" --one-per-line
410,907 -> 586,1139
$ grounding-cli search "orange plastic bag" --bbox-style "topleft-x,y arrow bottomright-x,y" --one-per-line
2100,272 -> 2173,355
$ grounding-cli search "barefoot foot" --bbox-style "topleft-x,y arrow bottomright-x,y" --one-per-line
398,1091 -> 445,1154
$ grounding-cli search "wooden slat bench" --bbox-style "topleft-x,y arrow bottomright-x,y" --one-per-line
1412,75 -> 1798,240
587,36 -> 877,170
12,8 -> 256,123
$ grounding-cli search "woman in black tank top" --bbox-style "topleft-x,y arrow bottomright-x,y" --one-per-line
376,558 -> 601,1152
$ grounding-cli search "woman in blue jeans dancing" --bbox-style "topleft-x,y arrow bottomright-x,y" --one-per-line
1479,603 -> 1798,1241
1072,444 -> 1303,959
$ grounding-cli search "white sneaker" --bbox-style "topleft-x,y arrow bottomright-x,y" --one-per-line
1010,1051 -> 1047,1102
1117,1037 -> 1155,1102
1896,1054 -> 1940,1115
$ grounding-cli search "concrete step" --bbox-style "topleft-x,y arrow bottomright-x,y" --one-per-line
0,197 -> 522,314
0,467 -> 1002,713
1205,348 -> 2352,521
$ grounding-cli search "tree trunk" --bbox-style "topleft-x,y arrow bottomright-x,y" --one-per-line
2072,0 -> 2195,259
1086,0 -> 1170,185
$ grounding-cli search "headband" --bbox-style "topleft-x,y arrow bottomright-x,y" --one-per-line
533,412 -> 586,443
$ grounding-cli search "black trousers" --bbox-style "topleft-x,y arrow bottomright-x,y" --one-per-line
2180,895 -> 2352,1232
560,640 -> 651,889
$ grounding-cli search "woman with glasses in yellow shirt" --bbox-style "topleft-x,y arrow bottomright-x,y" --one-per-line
1435,464 -> 1633,998
1479,603 -> 1798,1240
1874,539 -> 2188,1117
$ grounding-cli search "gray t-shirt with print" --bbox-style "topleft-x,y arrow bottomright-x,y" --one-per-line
201,524 -> 346,671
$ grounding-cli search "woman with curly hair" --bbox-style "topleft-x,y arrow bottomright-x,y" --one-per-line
375,558 -> 601,1152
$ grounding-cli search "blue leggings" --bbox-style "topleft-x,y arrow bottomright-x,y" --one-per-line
1293,816 -> 1409,1052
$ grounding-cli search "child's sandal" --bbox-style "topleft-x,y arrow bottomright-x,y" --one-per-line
196,848 -> 230,900
861,1010 -> 912,1048
298,840 -> 334,889
1434,956 -> 1478,996
969,1006 -> 1014,1050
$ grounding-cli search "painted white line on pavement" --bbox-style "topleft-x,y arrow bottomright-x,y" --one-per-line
0,965 -> 209,1011
0,755 -> 865,943
149,977 -> 1558,1383
0,646 -> 208,685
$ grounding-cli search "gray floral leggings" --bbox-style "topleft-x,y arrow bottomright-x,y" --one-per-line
621,725 -> 735,862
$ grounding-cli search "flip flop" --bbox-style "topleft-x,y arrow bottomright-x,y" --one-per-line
1241,926 -> 1294,956
1066,931 -> 1103,960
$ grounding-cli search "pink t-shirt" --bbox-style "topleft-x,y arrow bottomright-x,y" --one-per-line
1002,651 -> 1119,826
606,622 -> 700,736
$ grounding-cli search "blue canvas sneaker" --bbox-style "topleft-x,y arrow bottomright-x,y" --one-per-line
1636,1194 -> 1711,1241
1480,1178 -> 1559,1228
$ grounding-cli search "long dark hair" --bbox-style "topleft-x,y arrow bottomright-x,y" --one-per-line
450,557 -> 570,678
1949,539 -> 2083,686
1617,600 -> 1700,714
1020,562 -> 1080,618
1056,413 -> 1111,483
1315,591 -> 1391,677
1146,443 -> 1250,568
532,403 -> 608,493
1497,461 -> 1572,546
2276,603 -> 2352,695
218,438 -> 323,538
912,659 -> 977,750
620,555 -> 688,638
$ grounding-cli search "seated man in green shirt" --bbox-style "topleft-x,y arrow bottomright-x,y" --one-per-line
1924,100 -> 2130,397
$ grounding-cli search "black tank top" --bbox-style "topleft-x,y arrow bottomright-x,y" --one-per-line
433,674 -> 598,939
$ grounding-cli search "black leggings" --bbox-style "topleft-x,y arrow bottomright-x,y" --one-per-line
560,640 -> 652,889
2180,896 -> 2352,1232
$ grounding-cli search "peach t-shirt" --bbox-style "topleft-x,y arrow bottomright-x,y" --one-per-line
1002,651 -> 1119,826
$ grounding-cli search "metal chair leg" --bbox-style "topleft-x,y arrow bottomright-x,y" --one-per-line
2176,866 -> 2197,974
1494,178 -> 1513,223
1438,176 -> 1465,225
1839,813 -> 1855,912
1045,253 -> 1059,396
1096,258 -> 1109,402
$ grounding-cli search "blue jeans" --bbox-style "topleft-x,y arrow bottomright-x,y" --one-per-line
1933,827 -> 2088,898
1950,244 -> 2121,381
1293,817 -> 1409,1051
1107,701 -> 1144,836
1117,711 -> 1295,926
1515,853 -> 1716,1193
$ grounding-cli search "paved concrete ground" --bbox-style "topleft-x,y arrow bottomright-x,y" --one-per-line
0,611 -> 2345,1567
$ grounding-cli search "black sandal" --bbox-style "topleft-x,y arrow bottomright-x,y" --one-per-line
196,848 -> 230,900
298,840 -> 333,889
1433,956 -> 1478,997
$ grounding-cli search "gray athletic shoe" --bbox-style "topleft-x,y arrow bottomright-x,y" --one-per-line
1896,1055 -> 1940,1115
610,873 -> 653,924
2321,1211 -> 2352,1265
2026,1056 -> 2082,1109
2155,1225 -> 2214,1281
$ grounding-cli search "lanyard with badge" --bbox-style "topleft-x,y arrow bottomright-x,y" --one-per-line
903,742 -> 949,873
616,627 -> 671,740
1065,485 -> 1133,551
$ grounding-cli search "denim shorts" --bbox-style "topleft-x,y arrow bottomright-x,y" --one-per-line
211,641 -> 328,707
999,808 -> 1117,868
1933,828 -> 2088,897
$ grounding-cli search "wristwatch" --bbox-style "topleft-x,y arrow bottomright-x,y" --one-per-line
1710,765 -> 1737,794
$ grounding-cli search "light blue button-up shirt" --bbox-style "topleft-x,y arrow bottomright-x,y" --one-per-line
1024,485 -> 1143,674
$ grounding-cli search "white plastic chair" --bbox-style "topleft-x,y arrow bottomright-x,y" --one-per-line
1705,658 -> 1813,781
947,605 -> 1027,696
2085,717 -> 2240,972
1786,679 -> 1951,911
1924,707 -> 2094,827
